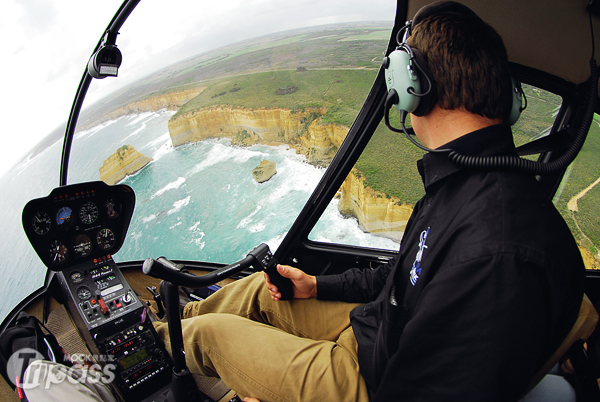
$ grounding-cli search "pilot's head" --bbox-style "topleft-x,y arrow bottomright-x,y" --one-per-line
407,1 -> 513,122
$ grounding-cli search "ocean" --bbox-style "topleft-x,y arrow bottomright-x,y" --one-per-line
0,110 -> 397,321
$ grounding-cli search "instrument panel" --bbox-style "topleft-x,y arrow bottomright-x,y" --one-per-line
56,257 -> 173,401
22,181 -> 135,271
25,182 -> 173,400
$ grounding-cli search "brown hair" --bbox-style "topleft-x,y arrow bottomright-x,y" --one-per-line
407,3 -> 513,121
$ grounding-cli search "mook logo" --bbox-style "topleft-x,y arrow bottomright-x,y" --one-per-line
6,348 -> 117,392
410,227 -> 430,286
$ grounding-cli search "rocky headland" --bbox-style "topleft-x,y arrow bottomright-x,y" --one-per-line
81,87 -> 206,131
106,87 -> 206,118
99,145 -> 153,185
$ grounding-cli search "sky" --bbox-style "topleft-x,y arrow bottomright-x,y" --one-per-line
0,0 -> 397,179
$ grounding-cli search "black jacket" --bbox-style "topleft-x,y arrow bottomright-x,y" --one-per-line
317,124 -> 585,401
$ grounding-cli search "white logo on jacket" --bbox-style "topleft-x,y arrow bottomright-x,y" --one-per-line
410,227 -> 430,286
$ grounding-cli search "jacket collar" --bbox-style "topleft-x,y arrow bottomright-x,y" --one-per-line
417,124 -> 516,193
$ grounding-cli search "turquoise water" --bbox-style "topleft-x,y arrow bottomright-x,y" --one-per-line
0,110 -> 397,321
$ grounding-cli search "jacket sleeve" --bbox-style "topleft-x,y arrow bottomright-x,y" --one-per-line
316,256 -> 397,303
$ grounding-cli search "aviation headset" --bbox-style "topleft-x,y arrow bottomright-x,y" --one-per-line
382,1 -> 596,174
383,2 -> 524,128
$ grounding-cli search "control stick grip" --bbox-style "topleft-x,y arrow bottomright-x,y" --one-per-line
249,244 -> 294,300
265,264 -> 295,301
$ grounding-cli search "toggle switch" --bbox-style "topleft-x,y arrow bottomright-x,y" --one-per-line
98,298 -> 109,315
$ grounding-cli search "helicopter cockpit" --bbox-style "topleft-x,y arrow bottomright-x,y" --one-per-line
1,0 -> 600,401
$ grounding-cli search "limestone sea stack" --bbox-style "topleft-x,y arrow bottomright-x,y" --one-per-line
99,145 -> 153,185
252,160 -> 277,183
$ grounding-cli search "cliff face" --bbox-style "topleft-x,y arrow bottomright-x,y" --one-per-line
99,145 -> 153,185
108,88 -> 206,118
299,120 -> 348,166
337,169 -> 413,242
168,106 -> 316,145
168,106 -> 344,166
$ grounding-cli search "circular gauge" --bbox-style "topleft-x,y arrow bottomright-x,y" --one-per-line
79,202 -> 99,225
73,234 -> 93,257
56,207 -> 73,226
96,228 -> 116,250
49,240 -> 68,264
70,271 -> 84,284
105,199 -> 121,220
32,212 -> 51,235
77,286 -> 92,301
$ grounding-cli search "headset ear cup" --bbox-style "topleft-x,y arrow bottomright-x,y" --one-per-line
410,48 -> 437,116
384,48 -> 422,113
508,76 -> 524,125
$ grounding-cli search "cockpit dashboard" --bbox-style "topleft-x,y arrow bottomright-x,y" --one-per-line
22,181 -> 135,271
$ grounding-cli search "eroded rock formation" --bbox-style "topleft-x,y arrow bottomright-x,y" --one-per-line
252,160 -> 277,183
99,145 -> 153,185
337,169 -> 413,242
167,106 -> 344,166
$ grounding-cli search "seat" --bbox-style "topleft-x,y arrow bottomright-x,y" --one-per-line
521,294 -> 599,397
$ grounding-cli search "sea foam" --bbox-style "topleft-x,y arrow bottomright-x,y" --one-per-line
151,177 -> 186,199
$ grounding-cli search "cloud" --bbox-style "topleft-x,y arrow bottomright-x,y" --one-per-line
17,0 -> 58,36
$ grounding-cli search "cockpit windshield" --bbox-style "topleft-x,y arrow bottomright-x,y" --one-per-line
0,0 -> 397,320
68,19 -> 397,263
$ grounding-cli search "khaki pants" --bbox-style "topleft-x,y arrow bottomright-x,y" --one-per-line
153,273 -> 369,402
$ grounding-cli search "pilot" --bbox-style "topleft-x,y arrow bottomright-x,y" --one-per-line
153,2 -> 586,401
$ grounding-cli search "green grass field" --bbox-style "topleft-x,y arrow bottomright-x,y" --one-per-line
554,119 -> 600,252
174,68 -> 378,127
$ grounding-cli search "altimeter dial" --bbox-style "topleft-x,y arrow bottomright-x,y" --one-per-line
79,202 -> 99,225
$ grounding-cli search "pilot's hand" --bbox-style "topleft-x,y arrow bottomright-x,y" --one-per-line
265,264 -> 317,301
243,398 -> 261,402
